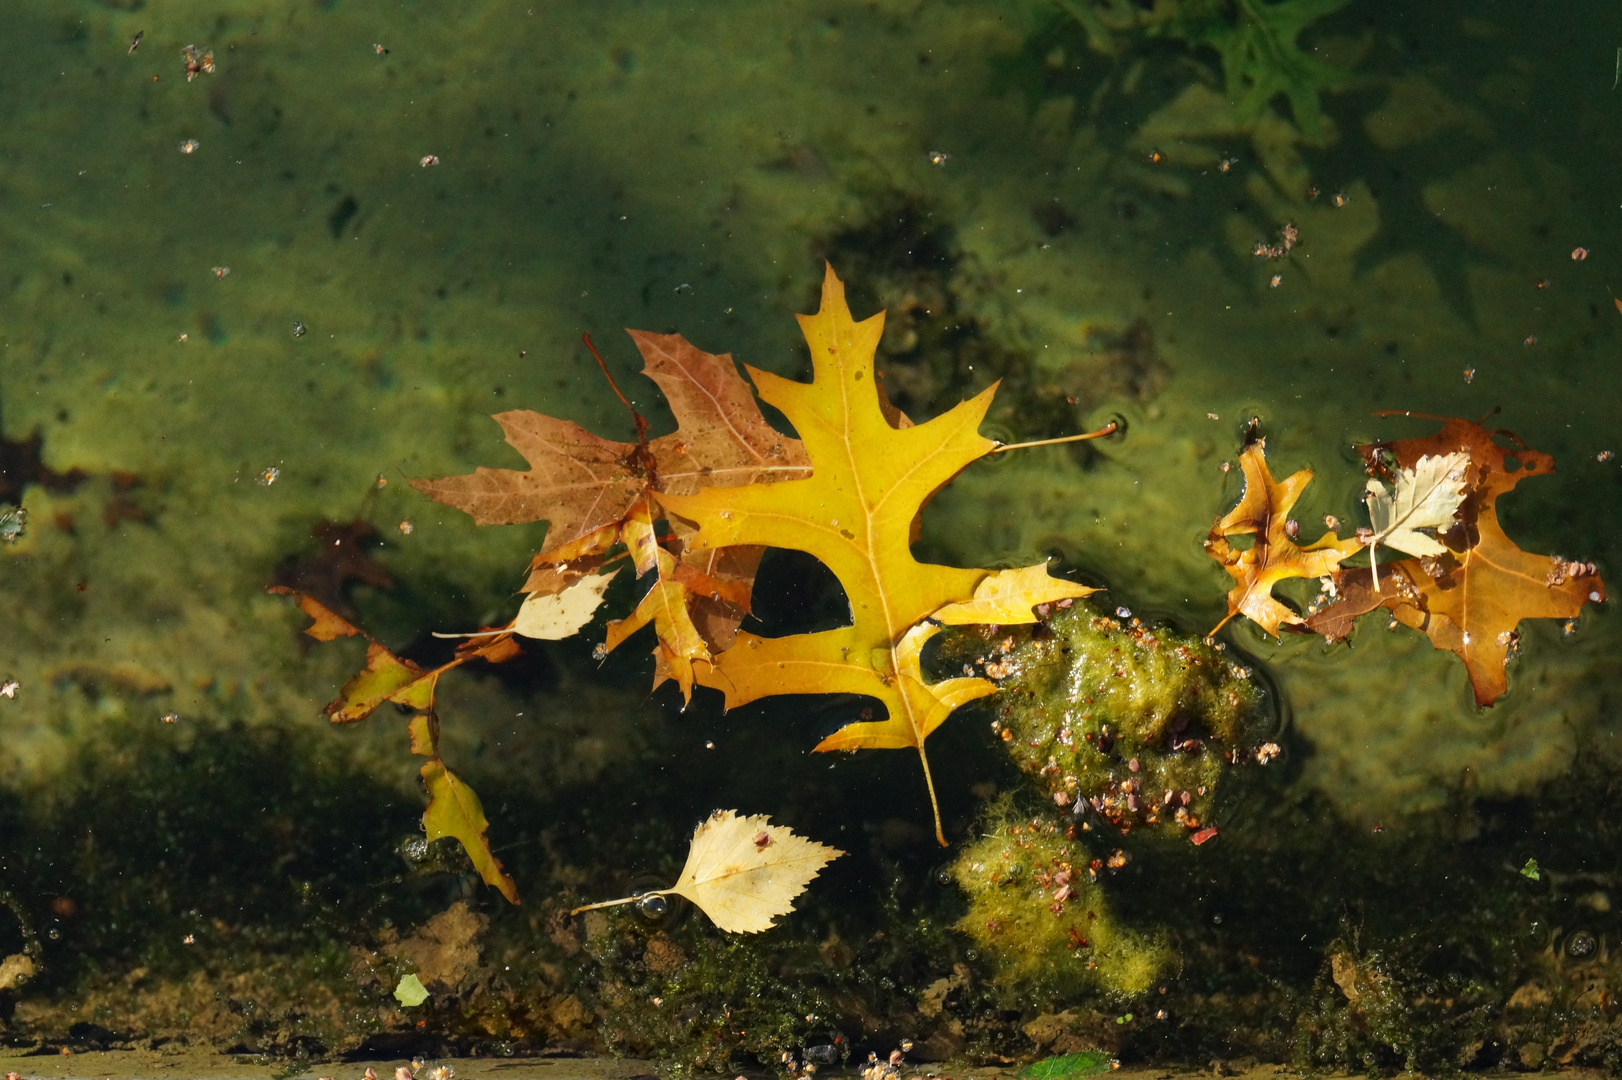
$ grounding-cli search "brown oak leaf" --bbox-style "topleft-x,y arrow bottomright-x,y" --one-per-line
410,332 -> 809,553
1306,414 -> 1605,706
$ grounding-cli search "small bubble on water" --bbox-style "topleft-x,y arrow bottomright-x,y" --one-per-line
1567,930 -> 1597,959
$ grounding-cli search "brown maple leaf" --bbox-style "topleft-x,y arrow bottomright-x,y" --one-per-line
1306,414 -> 1605,706
410,332 -> 808,552
1205,440 -> 1359,637
414,332 -> 810,699
659,265 -> 1095,843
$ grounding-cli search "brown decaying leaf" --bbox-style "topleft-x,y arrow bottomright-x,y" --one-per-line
410,331 -> 809,549
659,265 -> 1094,843
1204,441 -> 1360,637
415,333 -> 811,701
570,809 -> 842,933
270,586 -> 520,903
1306,414 -> 1605,706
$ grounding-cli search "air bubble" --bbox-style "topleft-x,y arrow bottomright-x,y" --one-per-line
635,893 -> 670,920
1566,930 -> 1597,959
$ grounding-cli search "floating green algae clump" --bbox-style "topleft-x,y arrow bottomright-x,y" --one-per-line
951,798 -> 1170,996
944,601 -> 1276,994
952,601 -> 1275,844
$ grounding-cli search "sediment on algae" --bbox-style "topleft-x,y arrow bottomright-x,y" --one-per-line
951,796 -> 1171,997
942,600 -> 1276,995
939,601 -> 1276,846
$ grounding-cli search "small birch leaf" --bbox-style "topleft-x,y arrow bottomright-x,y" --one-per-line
572,809 -> 842,933
394,973 -> 429,1007
1363,451 -> 1469,588
512,567 -> 620,639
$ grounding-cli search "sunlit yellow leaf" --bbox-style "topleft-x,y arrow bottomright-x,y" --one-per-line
929,563 -> 1097,626
572,809 -> 841,933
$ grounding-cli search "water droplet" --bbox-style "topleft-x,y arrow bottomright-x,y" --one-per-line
1566,930 -> 1597,959
636,893 -> 670,920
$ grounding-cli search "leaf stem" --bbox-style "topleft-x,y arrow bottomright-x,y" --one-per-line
569,890 -> 674,918
989,420 -> 1119,454
582,333 -> 650,446
917,742 -> 947,847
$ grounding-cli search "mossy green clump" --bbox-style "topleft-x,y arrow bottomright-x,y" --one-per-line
951,797 -> 1170,997
949,602 -> 1273,845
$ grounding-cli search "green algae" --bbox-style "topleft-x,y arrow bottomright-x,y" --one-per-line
943,603 -> 1272,846
942,602 -> 1271,997
951,798 -> 1172,997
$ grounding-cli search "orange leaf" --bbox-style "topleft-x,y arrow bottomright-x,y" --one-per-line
1307,415 -> 1605,706
267,584 -> 361,641
602,546 -> 712,703
1204,441 -> 1359,637
659,265 -> 1091,843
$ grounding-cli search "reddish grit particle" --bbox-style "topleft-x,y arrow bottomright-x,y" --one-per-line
1190,826 -> 1219,846
1572,247 -> 1589,260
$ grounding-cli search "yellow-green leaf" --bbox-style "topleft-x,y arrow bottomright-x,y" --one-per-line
420,757 -> 519,904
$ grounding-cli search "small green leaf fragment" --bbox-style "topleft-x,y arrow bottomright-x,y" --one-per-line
1018,1052 -> 1114,1080
1521,858 -> 1541,881
394,973 -> 428,1007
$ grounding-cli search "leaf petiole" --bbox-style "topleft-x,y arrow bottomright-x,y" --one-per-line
990,419 -> 1120,454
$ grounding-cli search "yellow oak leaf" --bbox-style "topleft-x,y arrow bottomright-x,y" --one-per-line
930,563 -> 1097,626
1204,440 -> 1360,637
658,265 -> 1089,842
571,809 -> 842,933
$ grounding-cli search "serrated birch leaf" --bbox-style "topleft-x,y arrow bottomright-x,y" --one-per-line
1363,451 -> 1469,589
930,563 -> 1098,626
571,809 -> 842,933
512,567 -> 620,639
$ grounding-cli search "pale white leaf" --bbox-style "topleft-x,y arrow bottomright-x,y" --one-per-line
513,567 -> 620,640
1364,451 -> 1470,589
571,809 -> 843,933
